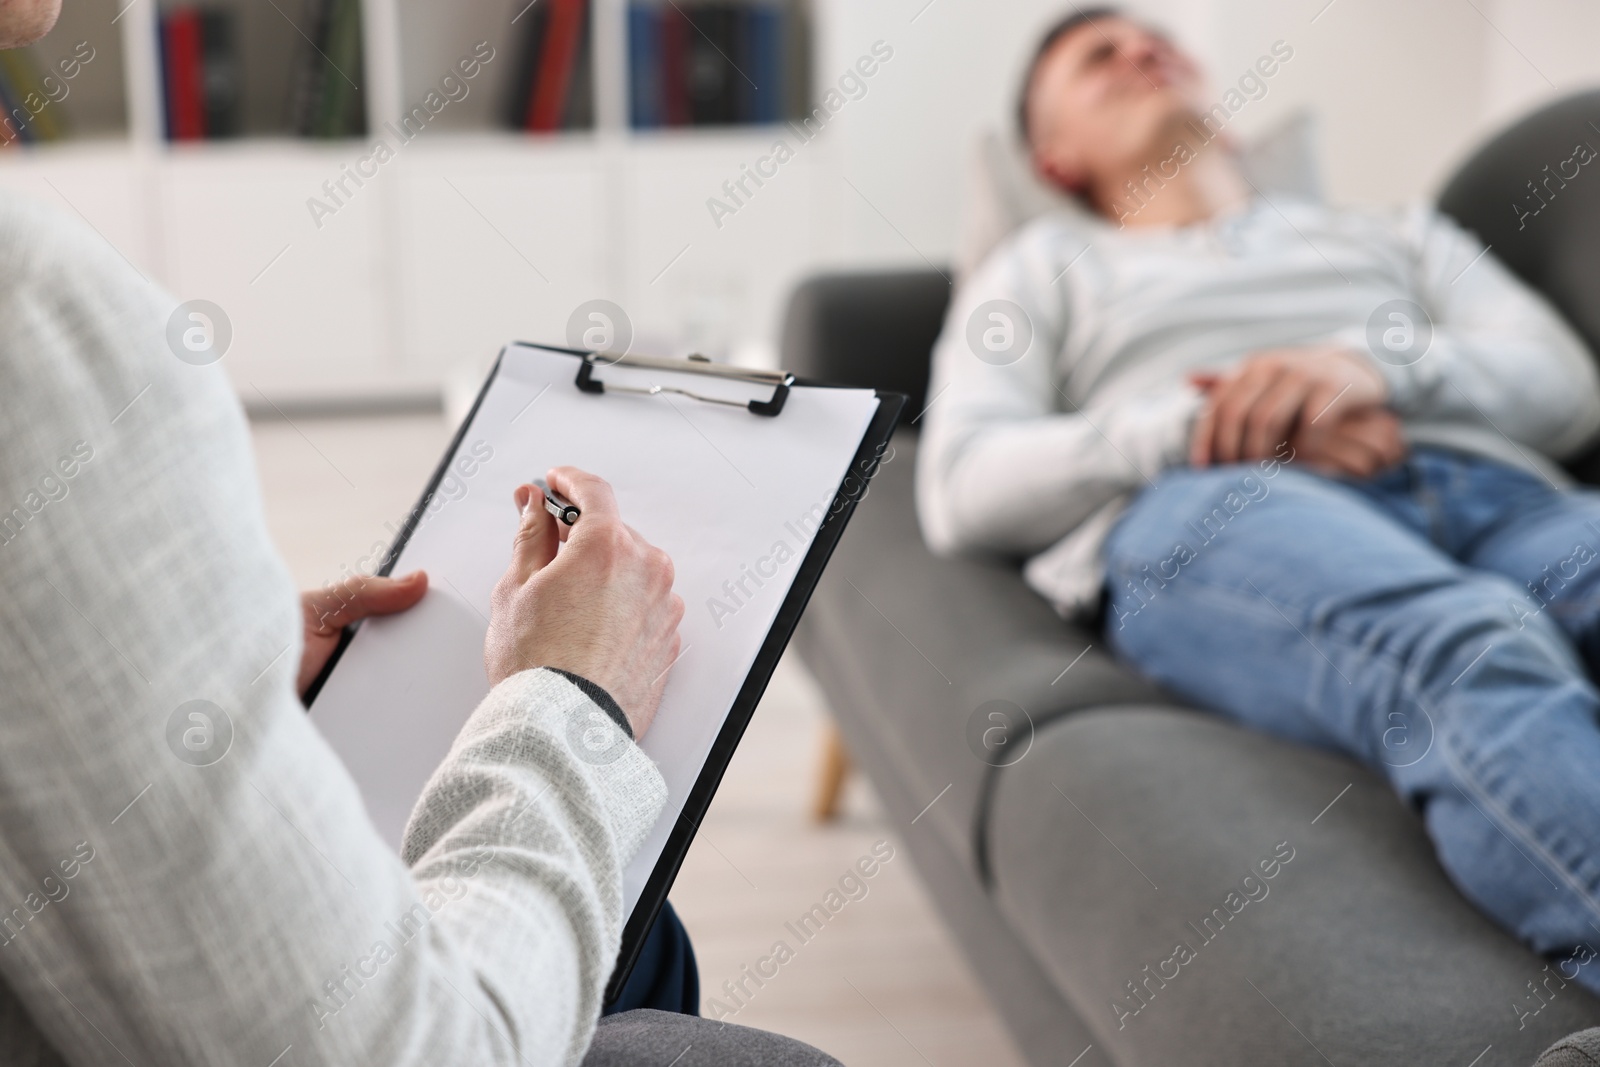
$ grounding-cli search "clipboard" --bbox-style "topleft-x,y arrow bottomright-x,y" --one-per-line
304,342 -> 904,1004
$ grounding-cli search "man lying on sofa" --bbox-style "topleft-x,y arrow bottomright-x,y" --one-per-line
917,5 -> 1600,1016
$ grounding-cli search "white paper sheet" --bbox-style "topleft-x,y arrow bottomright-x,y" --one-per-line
310,344 -> 881,915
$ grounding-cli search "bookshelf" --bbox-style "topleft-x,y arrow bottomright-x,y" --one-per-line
0,0 -> 825,403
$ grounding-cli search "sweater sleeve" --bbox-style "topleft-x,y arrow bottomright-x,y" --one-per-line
916,221 -> 1202,556
1358,205 -> 1600,461
0,195 -> 666,1067
394,667 -> 668,1060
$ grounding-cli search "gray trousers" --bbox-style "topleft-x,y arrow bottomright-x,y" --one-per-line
583,1011 -> 842,1066
1535,1027 -> 1600,1066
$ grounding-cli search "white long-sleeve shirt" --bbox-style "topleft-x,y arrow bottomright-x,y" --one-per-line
916,196 -> 1600,616
0,194 -> 666,1064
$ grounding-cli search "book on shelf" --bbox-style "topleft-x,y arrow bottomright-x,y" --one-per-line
561,0 -> 595,130
741,2 -> 784,124
0,68 -> 28,146
626,1 -> 661,128
200,10 -> 241,137
159,8 -> 202,140
287,0 -> 335,137
506,0 -> 594,133
287,0 -> 367,139
685,5 -> 734,125
159,6 -> 240,141
0,47 -> 67,144
0,70 -> 21,147
155,7 -> 238,141
657,3 -> 689,126
627,0 -> 806,130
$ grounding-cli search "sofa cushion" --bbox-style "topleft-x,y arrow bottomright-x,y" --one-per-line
988,707 -> 1600,1066
795,434 -> 1167,879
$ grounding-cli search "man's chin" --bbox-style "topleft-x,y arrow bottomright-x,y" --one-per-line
1121,93 -> 1198,147
0,0 -> 63,49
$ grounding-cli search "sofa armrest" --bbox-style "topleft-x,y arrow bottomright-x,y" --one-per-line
778,269 -> 951,422
1438,90 -> 1600,483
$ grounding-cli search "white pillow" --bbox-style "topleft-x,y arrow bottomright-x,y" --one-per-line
955,109 -> 1324,279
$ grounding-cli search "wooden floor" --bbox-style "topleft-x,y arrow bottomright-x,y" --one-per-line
251,413 -> 1028,1067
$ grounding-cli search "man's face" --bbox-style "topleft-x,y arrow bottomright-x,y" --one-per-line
0,0 -> 61,49
1027,16 -> 1206,195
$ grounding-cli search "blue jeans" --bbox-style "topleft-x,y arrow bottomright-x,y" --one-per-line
1105,446 -> 1600,994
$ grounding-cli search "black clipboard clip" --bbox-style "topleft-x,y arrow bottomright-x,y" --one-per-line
575,351 -> 796,416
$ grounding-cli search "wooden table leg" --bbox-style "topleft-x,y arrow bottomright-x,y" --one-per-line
812,721 -> 852,822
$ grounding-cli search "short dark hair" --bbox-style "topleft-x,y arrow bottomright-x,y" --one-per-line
1015,7 -> 1122,146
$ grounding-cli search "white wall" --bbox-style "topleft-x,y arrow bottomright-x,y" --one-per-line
814,0 -> 1600,268
814,0 -> 1073,267
1480,0 -> 1600,130
1202,0 -> 1487,203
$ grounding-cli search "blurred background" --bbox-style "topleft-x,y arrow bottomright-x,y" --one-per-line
4,0 -> 1597,1062
2,0 -> 1595,408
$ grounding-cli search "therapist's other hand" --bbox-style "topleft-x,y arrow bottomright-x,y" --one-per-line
485,467 -> 684,741
298,572 -> 429,700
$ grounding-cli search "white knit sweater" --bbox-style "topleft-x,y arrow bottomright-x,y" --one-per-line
0,193 -> 666,1064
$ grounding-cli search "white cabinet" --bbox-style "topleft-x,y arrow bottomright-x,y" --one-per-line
391,140 -> 607,382
620,132 -> 823,360
156,146 -> 395,397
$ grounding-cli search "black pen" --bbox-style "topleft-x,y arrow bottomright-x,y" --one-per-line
533,478 -> 580,525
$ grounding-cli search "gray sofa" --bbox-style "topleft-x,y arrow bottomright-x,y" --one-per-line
785,91 -> 1600,1067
